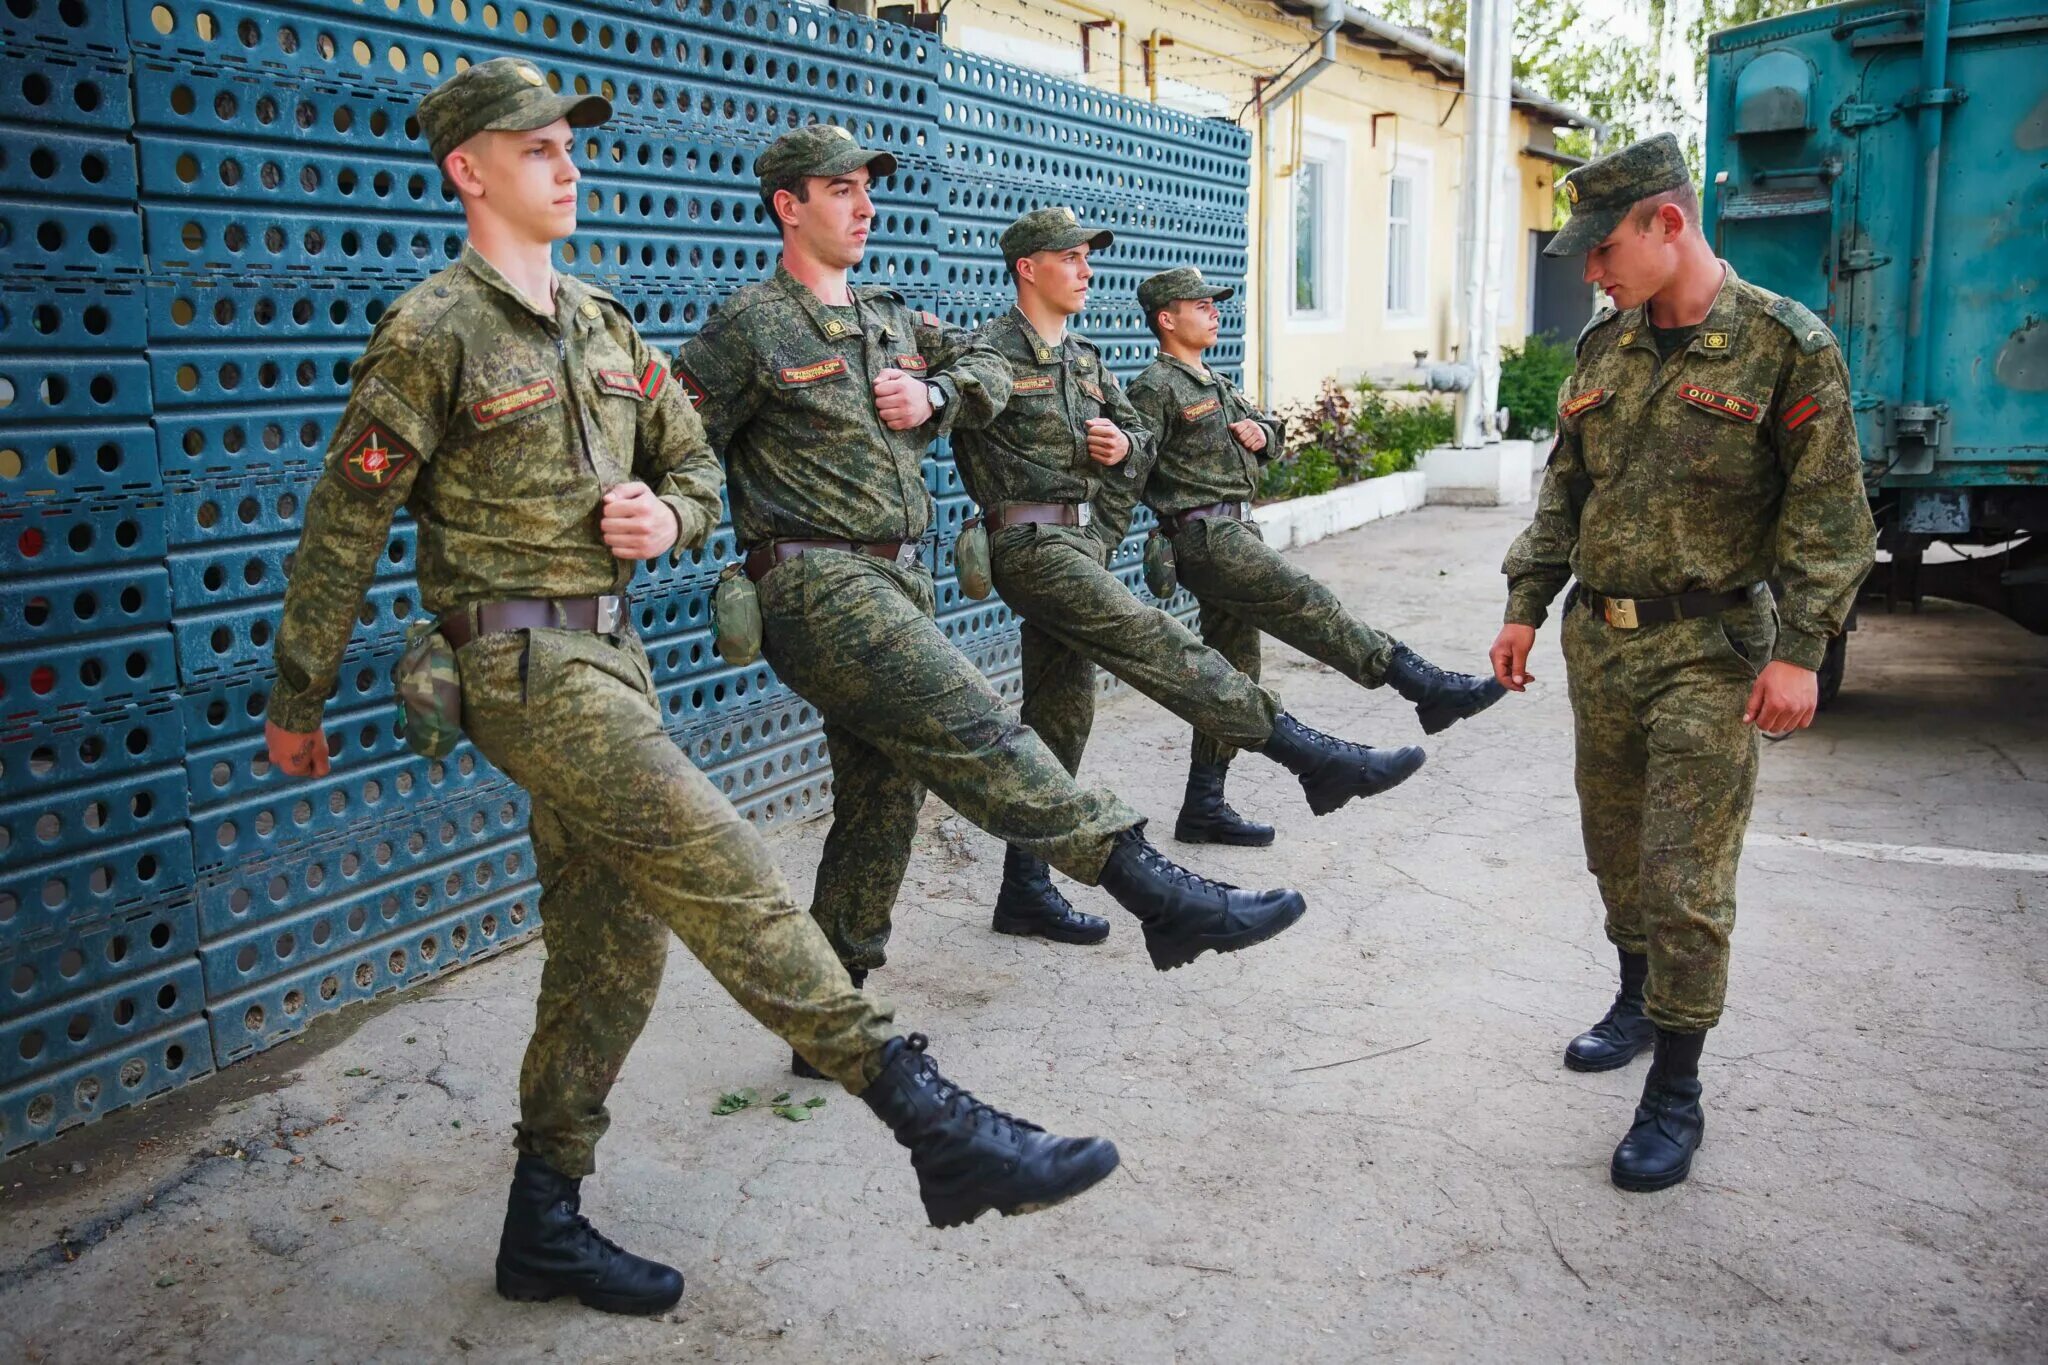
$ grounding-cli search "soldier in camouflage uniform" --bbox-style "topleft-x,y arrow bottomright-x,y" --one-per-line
676,129 -> 1311,1079
953,207 -> 1429,946
1129,269 -> 1507,848
264,61 -> 1123,1317
1493,134 -> 1876,1192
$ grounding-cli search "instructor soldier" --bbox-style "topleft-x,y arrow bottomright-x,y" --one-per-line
953,207 -> 1428,947
263,60 -> 1121,1316
1129,269 -> 1507,847
1492,134 -> 1875,1192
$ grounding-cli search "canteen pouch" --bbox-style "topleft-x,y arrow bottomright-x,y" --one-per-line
1143,529 -> 1178,599
712,562 -> 763,665
955,516 -> 993,600
394,617 -> 463,759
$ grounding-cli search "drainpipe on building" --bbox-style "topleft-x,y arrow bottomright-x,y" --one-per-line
1451,0 -> 1512,447
1255,0 -> 1344,408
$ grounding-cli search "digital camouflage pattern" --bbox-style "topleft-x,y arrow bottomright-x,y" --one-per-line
268,244 -> 721,732
754,549 -> 1141,971
394,617 -> 462,758
1135,266 -> 1234,319
1501,260 -> 1875,1032
1544,132 -> 1690,259
414,56 -> 611,165
674,264 -> 1011,547
754,122 -> 898,189
1125,353 -> 1281,518
998,204 -> 1114,262
269,241 -> 898,1179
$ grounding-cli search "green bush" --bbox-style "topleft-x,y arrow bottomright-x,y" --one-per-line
1257,377 -> 1452,502
1498,334 -> 1576,439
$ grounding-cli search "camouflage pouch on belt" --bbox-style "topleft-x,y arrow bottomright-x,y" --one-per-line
712,563 -> 763,665
394,617 -> 462,758
954,516 -> 993,600
1143,529 -> 1178,600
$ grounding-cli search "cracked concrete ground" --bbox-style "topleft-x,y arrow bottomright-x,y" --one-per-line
3,504 -> 2043,1364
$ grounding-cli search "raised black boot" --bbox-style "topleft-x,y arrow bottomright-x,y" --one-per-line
992,845 -> 1111,944
1383,644 -> 1508,735
1173,759 -> 1275,847
1097,826 -> 1306,971
1610,1027 -> 1707,1193
863,1034 -> 1120,1228
793,968 -> 865,1080
1563,948 -> 1655,1072
1257,712 -> 1426,816
495,1155 -> 684,1315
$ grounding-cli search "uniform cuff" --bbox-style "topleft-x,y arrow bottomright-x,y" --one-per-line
266,686 -> 328,735
924,376 -> 960,436
1772,626 -> 1828,671
658,494 -> 709,556
1504,588 -> 1552,629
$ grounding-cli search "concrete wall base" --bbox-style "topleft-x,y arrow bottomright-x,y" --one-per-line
1421,440 -> 1534,506
1251,470 -> 1427,551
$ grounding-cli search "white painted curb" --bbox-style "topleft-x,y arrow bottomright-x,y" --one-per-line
1251,470 -> 1427,551
1419,440 -> 1534,506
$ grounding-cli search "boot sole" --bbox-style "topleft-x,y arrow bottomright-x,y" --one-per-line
1172,820 -> 1277,847
1563,1043 -> 1652,1073
1145,891 -> 1307,971
495,1265 -> 684,1316
991,914 -> 1110,945
1304,749 -> 1427,816
1415,683 -> 1509,736
922,1140 -> 1121,1229
1610,1117 -> 1705,1194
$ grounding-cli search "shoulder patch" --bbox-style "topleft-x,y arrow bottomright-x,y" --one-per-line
1575,307 -> 1623,357
672,364 -> 708,410
1763,295 -> 1836,355
918,310 -> 943,328
1559,388 -> 1611,421
339,424 -> 417,492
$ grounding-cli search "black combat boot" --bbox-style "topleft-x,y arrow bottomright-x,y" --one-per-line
495,1155 -> 684,1315
863,1034 -> 1120,1228
992,845 -> 1111,944
793,968 -> 866,1080
1564,948 -> 1655,1072
1097,826 -> 1306,971
1610,1027 -> 1707,1193
1383,644 -> 1509,735
1173,759 -> 1276,847
1257,712 -> 1426,815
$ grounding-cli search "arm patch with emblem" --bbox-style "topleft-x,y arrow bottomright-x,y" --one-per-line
340,424 -> 417,491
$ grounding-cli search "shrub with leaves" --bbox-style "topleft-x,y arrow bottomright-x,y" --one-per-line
1258,378 -> 1452,501
1498,334 -> 1576,439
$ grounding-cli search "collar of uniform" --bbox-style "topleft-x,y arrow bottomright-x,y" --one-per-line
1617,261 -> 1747,360
772,261 -> 890,344
1156,351 -> 1215,386
458,243 -> 560,322
1007,305 -> 1069,365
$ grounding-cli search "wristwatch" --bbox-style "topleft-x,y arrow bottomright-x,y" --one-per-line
925,381 -> 947,410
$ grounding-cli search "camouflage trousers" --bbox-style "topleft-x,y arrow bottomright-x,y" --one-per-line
758,548 -> 1142,972
457,626 -> 898,1178
1561,586 -> 1776,1032
991,522 -> 1280,778
1171,516 -> 1399,765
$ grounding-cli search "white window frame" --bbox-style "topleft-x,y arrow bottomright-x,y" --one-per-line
1383,149 -> 1432,330
1284,122 -> 1348,333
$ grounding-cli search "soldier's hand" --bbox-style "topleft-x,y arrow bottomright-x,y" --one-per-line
1230,419 -> 1267,453
265,719 -> 333,779
1489,623 -> 1537,691
872,368 -> 933,431
1744,660 -> 1817,733
600,481 -> 681,560
1085,418 -> 1129,466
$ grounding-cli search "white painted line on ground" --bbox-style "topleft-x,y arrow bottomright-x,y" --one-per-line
1747,833 -> 2048,874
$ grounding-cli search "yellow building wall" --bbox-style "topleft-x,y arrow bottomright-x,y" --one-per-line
939,0 -> 1565,407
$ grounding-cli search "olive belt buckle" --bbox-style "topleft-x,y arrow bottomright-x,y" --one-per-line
1602,596 -> 1640,629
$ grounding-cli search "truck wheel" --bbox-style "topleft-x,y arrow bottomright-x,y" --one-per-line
1817,632 -> 1847,709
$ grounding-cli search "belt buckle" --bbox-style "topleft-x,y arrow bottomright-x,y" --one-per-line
595,595 -> 624,634
1603,597 -> 1639,629
1233,500 -> 1250,520
1076,503 -> 1092,528
894,542 -> 918,569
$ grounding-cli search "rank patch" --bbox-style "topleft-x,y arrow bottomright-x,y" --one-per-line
340,424 -> 416,491
1782,394 -> 1821,431
471,379 -> 558,425
779,356 -> 848,385
1559,388 -> 1610,421
894,353 -> 928,373
1180,397 -> 1221,421
1677,382 -> 1760,423
1012,374 -> 1057,395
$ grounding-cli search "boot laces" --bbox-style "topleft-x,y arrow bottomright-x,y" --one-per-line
551,1195 -> 627,1260
1290,718 -> 1379,763
904,1034 -> 1041,1140
1132,837 -> 1236,897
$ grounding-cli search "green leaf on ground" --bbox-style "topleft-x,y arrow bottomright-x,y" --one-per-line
771,1104 -> 812,1123
712,1088 -> 759,1116
802,1096 -> 826,1109
771,1091 -> 792,1104
342,1067 -> 369,1077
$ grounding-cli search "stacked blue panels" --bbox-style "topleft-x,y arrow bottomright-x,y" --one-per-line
0,0 -> 214,1154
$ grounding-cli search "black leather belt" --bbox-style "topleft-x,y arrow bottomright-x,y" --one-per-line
1583,585 -> 1752,629
440,595 -> 626,648
742,538 -> 918,583
1162,500 -> 1249,535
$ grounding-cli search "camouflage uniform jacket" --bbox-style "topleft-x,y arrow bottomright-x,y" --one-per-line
1126,353 -> 1284,517
268,245 -> 722,731
1502,264 -> 1876,670
674,264 -> 1011,548
949,307 -> 1157,549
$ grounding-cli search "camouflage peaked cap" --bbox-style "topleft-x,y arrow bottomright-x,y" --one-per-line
1137,266 -> 1234,317
1545,133 -> 1691,257
999,205 -> 1113,263
417,57 -> 611,165
756,124 -> 898,188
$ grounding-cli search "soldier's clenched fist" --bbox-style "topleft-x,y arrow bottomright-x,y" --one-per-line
872,367 -> 934,431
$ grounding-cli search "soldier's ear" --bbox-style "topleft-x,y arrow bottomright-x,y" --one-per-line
443,139 -> 488,200
1657,201 -> 1688,241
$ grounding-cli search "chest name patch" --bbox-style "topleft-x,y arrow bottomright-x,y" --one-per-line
1559,388 -> 1610,421
780,356 -> 849,385
1181,397 -> 1222,421
894,354 -> 928,374
1013,374 -> 1058,395
1677,383 -> 1760,423
472,379 -> 558,425
340,424 -> 417,492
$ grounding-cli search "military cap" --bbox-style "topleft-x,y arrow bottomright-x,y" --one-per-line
999,205 -> 1114,263
1544,133 -> 1692,257
416,57 -> 611,166
1137,266 -> 1234,318
756,123 -> 898,187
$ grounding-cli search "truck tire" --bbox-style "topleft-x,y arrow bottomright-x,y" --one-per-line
1817,632 -> 1847,709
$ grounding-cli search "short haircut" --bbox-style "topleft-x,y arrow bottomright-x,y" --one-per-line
1144,305 -> 1168,341
759,176 -> 811,230
1629,180 -> 1702,235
